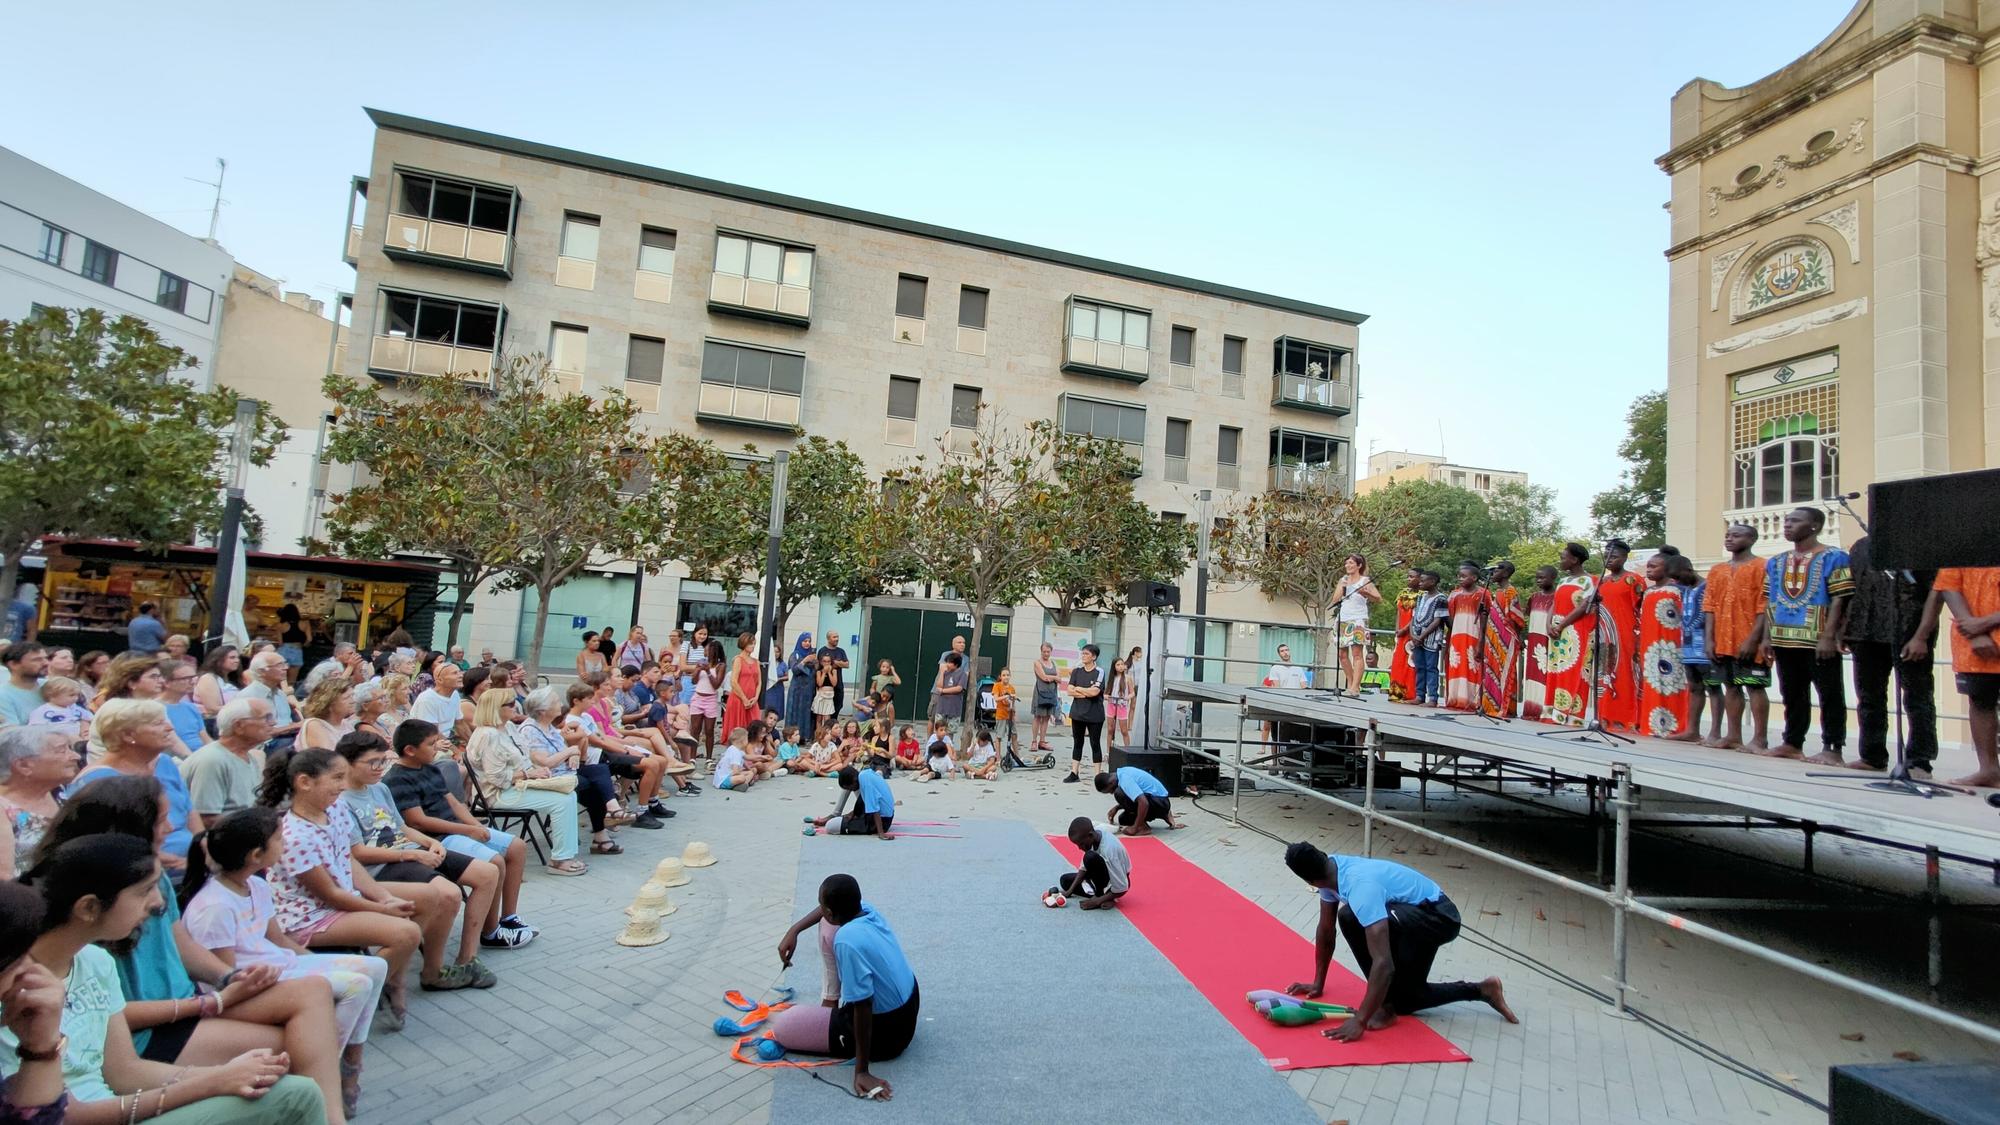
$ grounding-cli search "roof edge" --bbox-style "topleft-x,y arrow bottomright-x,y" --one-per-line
361,108 -> 1367,326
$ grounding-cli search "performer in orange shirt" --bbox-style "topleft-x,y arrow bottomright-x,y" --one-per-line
1703,523 -> 1770,752
1934,567 -> 2000,788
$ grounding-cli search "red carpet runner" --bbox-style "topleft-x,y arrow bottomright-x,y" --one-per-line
1047,834 -> 1471,1070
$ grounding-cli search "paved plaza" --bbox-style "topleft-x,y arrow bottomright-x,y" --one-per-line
357,760 -> 1997,1125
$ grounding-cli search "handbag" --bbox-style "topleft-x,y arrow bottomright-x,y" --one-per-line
521,774 -> 578,794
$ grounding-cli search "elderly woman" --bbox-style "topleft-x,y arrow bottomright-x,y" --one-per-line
371,673 -> 413,740
163,633 -> 191,661
0,726 -> 75,876
465,691 -> 587,876
298,675 -> 355,751
72,699 -> 203,872
516,684 -> 620,856
351,679 -> 391,736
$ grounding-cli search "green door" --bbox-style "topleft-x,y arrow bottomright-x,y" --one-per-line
862,603 -> 1011,721
863,606 -> 925,720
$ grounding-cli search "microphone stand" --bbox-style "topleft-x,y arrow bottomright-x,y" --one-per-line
1541,576 -> 1634,747
1805,494 -> 1966,798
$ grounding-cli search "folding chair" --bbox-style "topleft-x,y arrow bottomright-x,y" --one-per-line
466,768 -> 549,865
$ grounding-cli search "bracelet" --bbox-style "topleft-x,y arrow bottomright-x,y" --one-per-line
198,993 -> 221,1018
212,990 -> 226,1016
217,968 -> 239,990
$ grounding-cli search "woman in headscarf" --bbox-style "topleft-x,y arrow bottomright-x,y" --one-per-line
783,632 -> 816,738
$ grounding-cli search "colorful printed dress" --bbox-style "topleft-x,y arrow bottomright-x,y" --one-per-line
1636,584 -> 1689,737
1595,570 -> 1648,732
1443,587 -> 1488,711
1542,573 -> 1598,725
1389,588 -> 1420,703
1480,586 -> 1522,718
1518,588 -> 1557,721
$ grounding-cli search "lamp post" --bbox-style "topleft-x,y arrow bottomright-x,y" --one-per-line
755,450 -> 791,682
1192,487 -> 1213,731
206,398 -> 260,652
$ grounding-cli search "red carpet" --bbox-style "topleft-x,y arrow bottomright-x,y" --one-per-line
1047,834 -> 1470,1070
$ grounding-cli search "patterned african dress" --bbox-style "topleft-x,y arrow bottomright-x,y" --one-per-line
1637,584 -> 1689,737
1443,587 -> 1488,711
1542,573 -> 1599,726
1389,588 -> 1420,703
1480,586 -> 1522,718
1595,570 -> 1648,732
1518,589 -> 1556,721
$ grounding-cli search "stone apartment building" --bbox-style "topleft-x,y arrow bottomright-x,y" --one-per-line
1354,450 -> 1528,500
335,108 -> 1367,686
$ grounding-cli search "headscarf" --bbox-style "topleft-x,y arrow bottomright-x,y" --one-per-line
790,632 -> 815,667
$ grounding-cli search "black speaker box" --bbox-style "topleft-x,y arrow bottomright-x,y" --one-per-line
1829,1062 -> 2000,1124
1870,469 -> 2000,569
1108,745 -> 1183,796
1126,580 -> 1181,610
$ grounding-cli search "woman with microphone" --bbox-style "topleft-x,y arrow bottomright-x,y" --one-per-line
1333,555 -> 1384,696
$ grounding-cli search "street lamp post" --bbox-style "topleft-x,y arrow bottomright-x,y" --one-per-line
206,398 -> 260,652
755,451 -> 791,683
1192,488 -> 1213,731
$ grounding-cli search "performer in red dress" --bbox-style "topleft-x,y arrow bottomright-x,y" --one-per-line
1518,566 -> 1559,721
1594,539 -> 1648,732
722,631 -> 762,738
1636,552 -> 1690,737
1389,566 -> 1421,704
1443,563 -> 1489,712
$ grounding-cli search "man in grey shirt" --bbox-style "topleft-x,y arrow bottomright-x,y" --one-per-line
240,650 -> 301,739
183,697 -> 274,816
931,651 -> 968,726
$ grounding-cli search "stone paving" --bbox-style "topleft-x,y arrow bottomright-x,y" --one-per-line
357,758 -> 1997,1124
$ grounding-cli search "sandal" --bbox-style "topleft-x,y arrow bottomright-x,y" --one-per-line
340,1058 -> 362,1118
591,839 -> 624,855
544,860 -> 588,876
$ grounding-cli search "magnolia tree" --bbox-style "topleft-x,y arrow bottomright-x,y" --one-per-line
0,307 -> 284,605
1030,435 -> 1192,625
1212,486 -> 1423,683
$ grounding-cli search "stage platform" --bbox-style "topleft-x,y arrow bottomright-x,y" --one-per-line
1162,681 -> 2000,868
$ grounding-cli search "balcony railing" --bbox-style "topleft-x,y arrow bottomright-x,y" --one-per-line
1217,462 -> 1240,490
367,335 -> 495,384
696,384 -> 801,431
344,226 -> 362,266
708,271 -> 811,325
1063,334 -> 1150,382
1725,501 -> 1845,547
1272,372 -> 1353,415
383,212 -> 511,277
1268,460 -> 1343,496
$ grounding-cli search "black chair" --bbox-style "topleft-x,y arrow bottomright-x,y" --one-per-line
465,767 -> 549,865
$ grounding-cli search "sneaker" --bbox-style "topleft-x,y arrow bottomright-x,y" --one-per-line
1063,771 -> 1080,784
774,768 -> 789,776
462,958 -> 498,988
498,915 -> 534,932
679,783 -> 702,795
480,928 -> 531,950
420,964 -> 477,992
646,799 -> 672,817
631,812 -> 667,829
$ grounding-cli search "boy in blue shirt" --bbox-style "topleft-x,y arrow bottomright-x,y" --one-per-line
1093,765 -> 1183,835
774,874 -> 920,1100
809,765 -> 895,839
1282,841 -> 1516,1041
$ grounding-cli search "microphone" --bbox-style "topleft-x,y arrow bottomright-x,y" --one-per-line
1840,492 -> 1862,500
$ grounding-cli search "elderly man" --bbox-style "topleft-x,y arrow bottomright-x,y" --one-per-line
182,696 -> 274,816
331,640 -> 369,686
412,660 -> 469,744
240,648 -> 302,743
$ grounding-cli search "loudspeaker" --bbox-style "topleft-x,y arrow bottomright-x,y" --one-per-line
1870,468 -> 2000,570
1108,745 -> 1183,796
1127,580 -> 1180,610
1830,1062 -> 2000,1124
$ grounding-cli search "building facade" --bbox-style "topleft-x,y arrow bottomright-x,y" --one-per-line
335,109 -> 1367,679
1661,0 -> 1999,561
1354,450 -> 1528,499
0,146 -> 234,382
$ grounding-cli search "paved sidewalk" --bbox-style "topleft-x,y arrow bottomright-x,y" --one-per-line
358,762 -> 1996,1124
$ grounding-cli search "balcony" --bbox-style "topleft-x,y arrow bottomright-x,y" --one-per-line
697,339 -> 805,432
1268,427 -> 1347,496
709,234 -> 812,327
1267,460 -> 1344,496
1725,501 -> 1845,548
381,171 -> 516,278
1062,297 -> 1150,382
1271,371 -> 1353,416
367,292 -> 502,386
367,334 -> 496,385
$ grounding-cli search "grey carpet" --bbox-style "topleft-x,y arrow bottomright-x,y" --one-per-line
767,818 -> 1319,1123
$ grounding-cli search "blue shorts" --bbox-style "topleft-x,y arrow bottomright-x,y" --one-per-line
717,777 -> 734,790
441,830 -> 514,863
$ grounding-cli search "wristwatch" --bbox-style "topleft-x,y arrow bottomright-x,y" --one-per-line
15,1035 -> 65,1062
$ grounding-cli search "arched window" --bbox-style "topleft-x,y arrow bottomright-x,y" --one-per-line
1732,409 -> 1838,510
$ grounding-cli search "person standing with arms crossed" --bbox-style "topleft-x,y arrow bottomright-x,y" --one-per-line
1061,644 -> 1106,785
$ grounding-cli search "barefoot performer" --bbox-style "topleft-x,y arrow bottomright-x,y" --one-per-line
771,874 -> 919,1101
1281,842 -> 1517,1042
1094,765 -> 1184,835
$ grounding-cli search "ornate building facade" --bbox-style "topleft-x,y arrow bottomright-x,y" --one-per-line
1661,0 -> 1999,560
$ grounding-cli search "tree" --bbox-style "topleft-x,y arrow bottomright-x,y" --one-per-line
1488,481 -> 1564,543
1504,536 -> 1602,592
644,433 -> 767,604
767,436 -> 905,628
1031,431 -> 1193,626
1211,486 -> 1424,682
1589,389 -> 1666,547
1357,480 -> 1515,577
0,307 -> 284,605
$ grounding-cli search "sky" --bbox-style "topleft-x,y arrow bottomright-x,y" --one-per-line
3,0 -> 1860,528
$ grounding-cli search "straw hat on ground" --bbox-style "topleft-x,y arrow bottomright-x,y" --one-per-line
614,913 -> 670,947
650,857 -> 691,887
682,841 -> 717,868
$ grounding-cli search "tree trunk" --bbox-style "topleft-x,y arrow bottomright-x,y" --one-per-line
526,579 -> 555,676
961,601 -> 984,747
0,546 -> 22,636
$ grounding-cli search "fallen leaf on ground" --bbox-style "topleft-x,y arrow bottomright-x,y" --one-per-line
1655,937 -> 1675,949
1445,863 -> 1468,870
1480,909 -> 1502,917
1562,919 -> 1585,928
1534,908 -> 1547,921
1894,1050 -> 1923,1062
1774,1072 -> 1799,1085
1839,1032 -> 1864,1042
1390,847 -> 1407,854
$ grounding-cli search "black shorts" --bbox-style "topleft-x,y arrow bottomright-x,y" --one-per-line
139,1014 -> 201,1063
1957,672 -> 2000,709
1710,656 -> 1771,688
1684,661 -> 1711,689
605,751 -> 645,778
374,851 -> 474,885
829,980 -> 921,1061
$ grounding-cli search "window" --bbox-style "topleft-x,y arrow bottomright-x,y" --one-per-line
887,376 -> 920,421
625,335 -> 664,413
1064,297 -> 1151,381
1171,326 -> 1194,366
1217,425 -> 1241,489
372,291 -> 501,379
1733,400 -> 1839,510
951,386 -> 981,429
561,214 -> 600,261
1273,336 -> 1350,413
1060,394 -> 1146,468
1473,473 -> 1491,491
1450,471 -> 1466,487
395,172 -> 513,232
711,233 -> 813,322
549,325 -> 588,394
1269,430 -> 1343,494
81,240 -> 117,285
896,275 -> 928,319
698,340 -> 805,430
386,171 -> 515,272
1276,337 -> 1341,381
36,224 -> 65,266
155,272 -> 187,313
958,286 -> 988,329
636,227 -> 676,302
1165,418 -> 1190,484
1221,335 -> 1245,398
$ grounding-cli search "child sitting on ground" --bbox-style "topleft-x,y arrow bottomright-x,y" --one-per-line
744,720 -> 782,778
777,726 -> 803,771
802,728 -> 845,778
713,727 -> 759,790
965,725 -> 1000,781
893,725 -> 924,773
29,675 -> 93,736
919,721 -> 959,782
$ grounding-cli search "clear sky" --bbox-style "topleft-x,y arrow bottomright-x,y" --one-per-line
3,0 -> 1859,527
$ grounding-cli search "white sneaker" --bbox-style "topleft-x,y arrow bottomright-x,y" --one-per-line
775,768 -> 790,776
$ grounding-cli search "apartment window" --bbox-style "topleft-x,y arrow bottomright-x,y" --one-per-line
549,325 -> 588,394
951,386 -> 981,429
1732,386 -> 1840,511
1221,335 -> 1246,398
155,272 -> 187,314
1450,471 -> 1466,487
560,214 -> 600,261
396,172 -> 513,232
698,339 -> 805,430
636,227 -> 676,303
1217,426 -> 1241,490
1270,429 -> 1343,495
36,223 -> 65,266
710,233 -> 813,323
372,291 -> 502,379
1064,297 -> 1151,381
1276,337 -> 1340,381
81,240 -> 117,285
1060,394 -> 1146,468
1272,335 -> 1350,414
1165,418 -> 1190,483
625,335 -> 664,413
885,375 -> 920,447
1473,473 -> 1491,491
958,286 -> 988,329
1169,325 -> 1195,390
896,275 -> 928,319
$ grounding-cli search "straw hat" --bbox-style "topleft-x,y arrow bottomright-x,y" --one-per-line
614,913 -> 670,947
624,880 -> 678,918
681,841 -> 718,868
650,857 -> 691,888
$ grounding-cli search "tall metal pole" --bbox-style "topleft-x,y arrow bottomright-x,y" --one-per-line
206,398 -> 259,652
1192,489 -> 1213,731
755,451 -> 791,680
1607,763 -> 1636,1019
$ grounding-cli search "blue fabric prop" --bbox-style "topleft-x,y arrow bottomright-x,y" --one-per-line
712,986 -> 798,1036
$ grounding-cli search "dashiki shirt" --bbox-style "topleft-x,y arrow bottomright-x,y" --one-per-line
1637,584 -> 1689,737
1443,587 -> 1488,712
1764,548 -> 1855,649
1389,588 -> 1420,703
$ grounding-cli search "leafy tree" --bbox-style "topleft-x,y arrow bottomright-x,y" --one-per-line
1488,481 -> 1564,543
1212,486 -> 1423,681
1589,390 -> 1666,547
1031,432 -> 1193,626
1503,536 -> 1602,592
1356,480 -> 1514,577
645,433 -> 767,604
763,436 -> 905,628
0,307 -> 284,606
